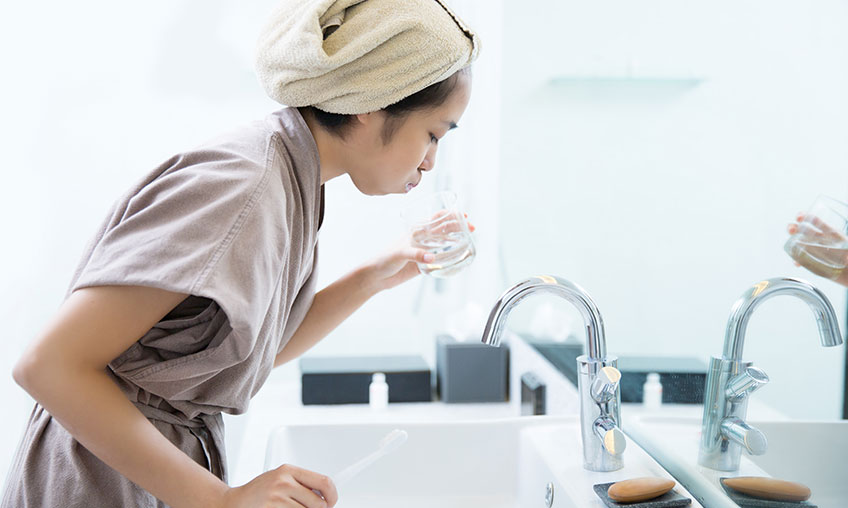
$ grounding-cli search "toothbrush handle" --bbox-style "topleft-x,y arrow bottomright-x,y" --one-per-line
309,453 -> 377,499
333,450 -> 383,487
309,452 -> 381,500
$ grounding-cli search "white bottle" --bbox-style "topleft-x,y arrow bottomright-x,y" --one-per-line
369,372 -> 389,410
642,373 -> 663,409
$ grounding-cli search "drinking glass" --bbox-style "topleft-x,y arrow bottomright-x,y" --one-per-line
784,195 -> 848,283
402,191 -> 476,278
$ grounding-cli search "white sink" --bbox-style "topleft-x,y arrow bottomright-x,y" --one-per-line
626,416 -> 848,507
265,416 -> 703,508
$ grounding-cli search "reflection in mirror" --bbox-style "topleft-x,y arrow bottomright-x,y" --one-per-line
496,1 -> 848,505
498,0 -> 848,421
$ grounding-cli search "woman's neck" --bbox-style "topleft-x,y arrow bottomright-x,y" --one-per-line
301,111 -> 348,185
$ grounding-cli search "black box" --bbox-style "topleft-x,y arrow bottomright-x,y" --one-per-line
528,339 -> 707,404
617,356 -> 707,404
300,355 -> 432,405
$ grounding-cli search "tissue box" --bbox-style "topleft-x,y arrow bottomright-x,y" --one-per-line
436,334 -> 509,403
300,355 -> 431,405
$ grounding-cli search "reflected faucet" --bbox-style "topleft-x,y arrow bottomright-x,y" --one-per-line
698,277 -> 844,471
481,275 -> 625,472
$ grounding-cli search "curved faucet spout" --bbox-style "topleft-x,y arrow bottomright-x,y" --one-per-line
481,275 -> 606,359
723,277 -> 843,361
482,275 -> 622,471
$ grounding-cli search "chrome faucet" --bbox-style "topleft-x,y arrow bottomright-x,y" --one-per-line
698,277 -> 843,471
481,275 -> 625,472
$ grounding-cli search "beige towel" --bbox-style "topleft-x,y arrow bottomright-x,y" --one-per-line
255,0 -> 480,114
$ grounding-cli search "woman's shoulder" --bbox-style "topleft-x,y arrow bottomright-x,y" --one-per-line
264,107 -> 320,170
176,108 -> 317,186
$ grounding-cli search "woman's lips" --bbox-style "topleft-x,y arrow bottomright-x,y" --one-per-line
405,171 -> 422,193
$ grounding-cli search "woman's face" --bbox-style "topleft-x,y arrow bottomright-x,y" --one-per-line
345,74 -> 472,195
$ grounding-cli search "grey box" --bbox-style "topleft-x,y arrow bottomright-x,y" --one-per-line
436,334 -> 509,403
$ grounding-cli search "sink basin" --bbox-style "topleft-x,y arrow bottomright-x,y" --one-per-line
626,416 -> 848,507
265,416 -> 702,507
266,418 -> 554,508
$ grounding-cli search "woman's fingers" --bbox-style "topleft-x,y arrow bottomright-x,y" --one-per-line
288,483 -> 330,508
396,247 -> 433,264
276,465 -> 338,507
798,213 -> 844,239
423,211 -> 475,233
419,218 -> 472,236
224,465 -> 338,508
417,250 -> 435,264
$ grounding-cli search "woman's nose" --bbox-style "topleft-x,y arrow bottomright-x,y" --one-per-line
420,145 -> 437,172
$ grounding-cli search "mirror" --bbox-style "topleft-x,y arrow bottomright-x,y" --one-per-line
496,0 -> 848,422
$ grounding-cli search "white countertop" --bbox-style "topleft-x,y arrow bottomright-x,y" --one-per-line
224,338 -> 786,503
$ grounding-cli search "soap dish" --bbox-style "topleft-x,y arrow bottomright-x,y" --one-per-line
593,482 -> 692,508
719,478 -> 817,508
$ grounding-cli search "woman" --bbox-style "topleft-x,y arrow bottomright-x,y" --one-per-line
3,0 -> 479,507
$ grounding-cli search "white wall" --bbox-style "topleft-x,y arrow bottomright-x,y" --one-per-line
498,0 -> 848,419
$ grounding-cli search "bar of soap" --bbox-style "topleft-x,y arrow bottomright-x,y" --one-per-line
722,477 -> 811,502
608,477 -> 676,503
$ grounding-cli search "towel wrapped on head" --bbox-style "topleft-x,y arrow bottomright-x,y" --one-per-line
255,0 -> 480,115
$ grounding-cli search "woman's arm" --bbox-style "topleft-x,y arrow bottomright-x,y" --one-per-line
275,247 -> 434,367
14,285 -> 336,508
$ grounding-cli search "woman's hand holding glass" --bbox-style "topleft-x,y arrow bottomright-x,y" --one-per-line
402,191 -> 477,278
362,214 -> 476,292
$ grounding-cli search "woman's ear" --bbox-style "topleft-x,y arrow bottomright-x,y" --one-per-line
354,111 -> 378,127
352,111 -> 386,140
358,110 -> 391,126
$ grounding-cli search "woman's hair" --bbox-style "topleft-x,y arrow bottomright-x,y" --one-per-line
300,67 -> 470,143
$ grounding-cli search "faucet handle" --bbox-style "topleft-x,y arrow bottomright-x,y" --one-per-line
590,366 -> 622,404
593,416 -> 627,455
721,417 -> 768,455
725,366 -> 769,401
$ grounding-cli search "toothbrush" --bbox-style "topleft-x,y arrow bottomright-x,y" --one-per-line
333,429 -> 408,487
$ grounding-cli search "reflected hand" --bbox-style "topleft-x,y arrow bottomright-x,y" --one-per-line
786,212 -> 848,285
788,213 -> 844,238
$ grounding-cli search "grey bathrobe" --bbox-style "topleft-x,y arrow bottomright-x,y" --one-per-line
2,108 -> 324,507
